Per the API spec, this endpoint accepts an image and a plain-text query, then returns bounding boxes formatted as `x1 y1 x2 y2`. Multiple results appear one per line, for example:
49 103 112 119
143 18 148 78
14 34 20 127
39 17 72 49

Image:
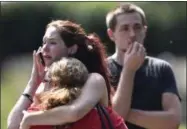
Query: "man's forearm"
7 79 38 129
112 68 135 119
127 109 180 129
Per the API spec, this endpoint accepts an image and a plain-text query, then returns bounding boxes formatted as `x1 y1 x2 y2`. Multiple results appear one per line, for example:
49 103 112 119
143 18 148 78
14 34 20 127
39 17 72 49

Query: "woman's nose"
42 43 49 52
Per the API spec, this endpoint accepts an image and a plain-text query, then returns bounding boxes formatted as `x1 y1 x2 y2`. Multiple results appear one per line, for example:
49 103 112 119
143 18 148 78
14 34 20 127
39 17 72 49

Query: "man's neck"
112 49 125 66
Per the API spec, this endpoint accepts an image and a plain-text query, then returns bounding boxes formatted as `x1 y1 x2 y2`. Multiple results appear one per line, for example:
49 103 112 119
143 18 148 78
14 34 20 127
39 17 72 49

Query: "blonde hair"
38 57 89 110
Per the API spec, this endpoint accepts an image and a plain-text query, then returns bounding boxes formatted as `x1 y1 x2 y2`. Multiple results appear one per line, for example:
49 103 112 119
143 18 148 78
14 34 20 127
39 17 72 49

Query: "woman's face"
41 26 68 67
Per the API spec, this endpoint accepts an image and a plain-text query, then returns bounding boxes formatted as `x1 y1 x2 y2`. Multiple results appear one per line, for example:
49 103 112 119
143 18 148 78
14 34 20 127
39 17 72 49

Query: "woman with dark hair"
8 20 127 129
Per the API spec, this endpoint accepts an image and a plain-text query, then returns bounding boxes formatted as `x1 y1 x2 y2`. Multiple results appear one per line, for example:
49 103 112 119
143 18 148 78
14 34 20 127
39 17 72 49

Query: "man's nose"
129 29 136 42
129 29 136 38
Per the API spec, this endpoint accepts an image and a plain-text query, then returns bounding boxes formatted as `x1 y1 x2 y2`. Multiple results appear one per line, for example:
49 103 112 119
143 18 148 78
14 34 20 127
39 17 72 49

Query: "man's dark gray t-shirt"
107 56 180 129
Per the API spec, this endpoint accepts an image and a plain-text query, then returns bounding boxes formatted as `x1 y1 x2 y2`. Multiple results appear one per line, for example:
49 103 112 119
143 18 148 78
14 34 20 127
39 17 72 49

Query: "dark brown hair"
46 20 112 105
106 3 147 31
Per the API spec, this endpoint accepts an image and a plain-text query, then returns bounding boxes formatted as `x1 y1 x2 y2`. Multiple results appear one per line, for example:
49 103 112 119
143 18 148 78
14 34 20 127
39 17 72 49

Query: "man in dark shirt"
106 3 181 129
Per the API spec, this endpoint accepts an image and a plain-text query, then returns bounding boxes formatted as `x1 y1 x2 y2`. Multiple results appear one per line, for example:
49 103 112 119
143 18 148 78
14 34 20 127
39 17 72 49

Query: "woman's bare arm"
21 73 107 126
7 50 45 129
7 78 39 129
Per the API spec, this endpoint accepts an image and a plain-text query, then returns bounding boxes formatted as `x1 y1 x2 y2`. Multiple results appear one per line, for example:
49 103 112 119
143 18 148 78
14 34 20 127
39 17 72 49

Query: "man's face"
42 26 68 67
110 12 147 52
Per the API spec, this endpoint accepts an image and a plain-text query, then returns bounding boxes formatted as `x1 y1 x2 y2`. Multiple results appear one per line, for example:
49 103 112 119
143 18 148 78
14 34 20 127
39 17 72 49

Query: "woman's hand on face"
31 47 46 85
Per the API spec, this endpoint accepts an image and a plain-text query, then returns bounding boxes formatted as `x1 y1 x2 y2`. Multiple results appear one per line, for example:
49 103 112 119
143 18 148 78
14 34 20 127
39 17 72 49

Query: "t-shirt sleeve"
160 62 181 101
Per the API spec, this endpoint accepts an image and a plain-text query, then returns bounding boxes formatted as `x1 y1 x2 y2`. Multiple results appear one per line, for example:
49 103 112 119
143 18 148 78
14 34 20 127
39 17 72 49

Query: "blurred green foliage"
1 2 186 129
1 2 186 64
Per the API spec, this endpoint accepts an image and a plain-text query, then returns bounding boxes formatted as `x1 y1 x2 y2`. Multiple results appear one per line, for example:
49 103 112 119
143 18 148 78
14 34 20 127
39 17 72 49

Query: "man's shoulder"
143 56 173 76
106 56 121 86
106 56 113 63
106 55 122 75
146 56 171 68
106 55 117 67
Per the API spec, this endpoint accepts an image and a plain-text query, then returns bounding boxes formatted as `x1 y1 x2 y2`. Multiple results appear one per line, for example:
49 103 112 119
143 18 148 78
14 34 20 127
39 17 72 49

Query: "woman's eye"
43 79 49 83
42 42 46 45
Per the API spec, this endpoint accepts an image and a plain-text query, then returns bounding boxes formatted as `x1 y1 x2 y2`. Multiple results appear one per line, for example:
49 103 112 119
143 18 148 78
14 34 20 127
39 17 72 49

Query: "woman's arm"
20 73 107 126
7 78 39 129
7 50 45 129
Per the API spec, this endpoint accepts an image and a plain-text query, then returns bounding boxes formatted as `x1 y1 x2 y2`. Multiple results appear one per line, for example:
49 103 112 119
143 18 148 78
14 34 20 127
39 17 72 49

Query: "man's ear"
107 28 115 42
142 25 148 40
144 25 148 33
68 44 78 55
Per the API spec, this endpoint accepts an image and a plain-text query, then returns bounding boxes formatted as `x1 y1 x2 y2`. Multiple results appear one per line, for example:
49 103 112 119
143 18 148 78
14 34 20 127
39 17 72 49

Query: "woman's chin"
45 61 53 67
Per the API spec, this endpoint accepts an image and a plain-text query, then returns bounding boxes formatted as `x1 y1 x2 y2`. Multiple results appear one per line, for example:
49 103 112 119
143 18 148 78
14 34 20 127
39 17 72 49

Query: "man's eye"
124 27 129 31
120 27 129 31
134 25 142 30
50 42 57 45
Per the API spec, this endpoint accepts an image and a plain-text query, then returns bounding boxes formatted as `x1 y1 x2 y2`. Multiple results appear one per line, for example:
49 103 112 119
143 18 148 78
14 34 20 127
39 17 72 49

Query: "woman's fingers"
35 47 42 66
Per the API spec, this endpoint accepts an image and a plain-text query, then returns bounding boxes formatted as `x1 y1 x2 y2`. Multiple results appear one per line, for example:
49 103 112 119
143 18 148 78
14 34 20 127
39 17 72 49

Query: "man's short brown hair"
106 3 147 31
